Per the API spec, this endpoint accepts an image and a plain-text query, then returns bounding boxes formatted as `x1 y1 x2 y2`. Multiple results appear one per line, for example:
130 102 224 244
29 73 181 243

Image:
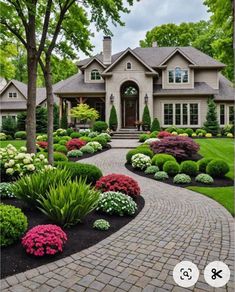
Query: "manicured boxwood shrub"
152 154 176 170
163 161 180 177
206 159 230 178
126 148 153 164
79 136 93 143
67 150 83 158
149 131 159 138
131 153 152 170
144 165 159 174
184 128 194 137
70 132 81 138
22 225 67 256
95 174 140 198
196 129 206 136
80 145 95 154
57 162 103 185
92 136 107 147
55 145 68 154
14 131 26 139
93 121 108 132
58 139 67 145
96 191 137 216
180 160 198 176
0 204 28 247
44 152 68 162
0 183 15 198
154 171 169 181
197 158 213 173
150 136 200 160
139 134 149 142
195 174 214 184
173 174 191 184
98 133 111 142
66 138 86 151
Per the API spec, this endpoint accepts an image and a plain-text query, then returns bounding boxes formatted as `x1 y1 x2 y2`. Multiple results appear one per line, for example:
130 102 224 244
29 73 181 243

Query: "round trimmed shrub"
93 121 108 132
87 141 102 152
163 161 180 177
58 139 67 145
61 136 72 142
66 138 86 151
149 131 159 138
180 160 198 176
14 131 26 139
126 148 153 164
53 152 68 162
79 136 92 143
152 154 176 170
0 132 7 140
139 134 149 142
98 133 111 142
92 136 107 147
67 150 83 158
93 219 110 230
80 145 95 154
0 204 28 247
70 132 81 138
96 191 137 216
176 128 185 134
95 174 140 198
0 183 15 198
154 171 169 181
55 145 68 154
206 159 229 178
144 165 159 174
196 129 206 135
197 158 213 173
173 174 191 184
131 153 152 170
205 133 212 138
22 224 67 256
184 128 194 137
195 173 214 184
57 161 103 184
53 136 60 143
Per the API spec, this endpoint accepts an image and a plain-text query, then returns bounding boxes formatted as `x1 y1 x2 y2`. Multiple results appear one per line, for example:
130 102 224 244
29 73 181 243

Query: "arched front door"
121 81 139 128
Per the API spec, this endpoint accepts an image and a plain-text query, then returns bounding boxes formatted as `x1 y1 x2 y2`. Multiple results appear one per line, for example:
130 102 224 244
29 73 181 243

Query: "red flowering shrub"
36 141 48 149
95 174 140 198
150 136 200 160
157 131 172 139
22 224 67 257
66 138 86 151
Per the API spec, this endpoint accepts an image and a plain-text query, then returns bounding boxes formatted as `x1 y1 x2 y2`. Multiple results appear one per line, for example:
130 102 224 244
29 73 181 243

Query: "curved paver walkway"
1 140 234 292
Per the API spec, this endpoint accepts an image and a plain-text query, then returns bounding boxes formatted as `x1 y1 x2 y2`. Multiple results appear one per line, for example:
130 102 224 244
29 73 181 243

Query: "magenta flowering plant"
22 224 67 257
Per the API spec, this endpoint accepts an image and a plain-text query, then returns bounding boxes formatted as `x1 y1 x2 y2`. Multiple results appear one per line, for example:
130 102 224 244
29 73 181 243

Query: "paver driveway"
1 140 234 292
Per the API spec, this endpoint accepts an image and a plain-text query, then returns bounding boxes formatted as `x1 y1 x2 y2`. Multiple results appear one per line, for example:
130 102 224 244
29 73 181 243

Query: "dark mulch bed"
125 163 234 188
1 196 144 279
68 144 111 162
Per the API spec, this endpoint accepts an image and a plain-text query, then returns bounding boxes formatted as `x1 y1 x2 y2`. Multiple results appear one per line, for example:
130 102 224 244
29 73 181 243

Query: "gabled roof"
159 48 196 66
102 48 157 74
81 56 107 69
214 74 234 101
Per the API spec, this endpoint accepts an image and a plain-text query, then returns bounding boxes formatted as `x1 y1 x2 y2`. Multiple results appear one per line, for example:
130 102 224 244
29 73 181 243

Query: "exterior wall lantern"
144 94 148 104
110 94 114 103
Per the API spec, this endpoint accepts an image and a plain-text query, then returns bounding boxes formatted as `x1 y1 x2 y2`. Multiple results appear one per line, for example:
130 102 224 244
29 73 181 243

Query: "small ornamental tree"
109 105 118 130
70 104 99 126
1 116 16 137
151 118 160 132
61 113 68 129
142 105 151 130
204 98 219 135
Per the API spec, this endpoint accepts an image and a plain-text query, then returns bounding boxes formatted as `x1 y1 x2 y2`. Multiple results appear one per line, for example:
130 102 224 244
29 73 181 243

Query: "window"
8 92 17 98
164 104 173 125
90 69 101 80
229 106 234 124
168 68 189 83
220 104 225 125
126 62 132 70
163 103 199 126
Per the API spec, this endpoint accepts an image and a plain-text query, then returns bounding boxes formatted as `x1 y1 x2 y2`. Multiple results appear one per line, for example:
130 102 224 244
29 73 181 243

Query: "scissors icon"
211 268 222 280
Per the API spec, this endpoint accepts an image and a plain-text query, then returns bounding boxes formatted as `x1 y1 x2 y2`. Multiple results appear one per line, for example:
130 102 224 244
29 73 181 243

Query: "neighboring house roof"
77 46 225 68
54 73 105 95
153 82 217 96
214 74 234 101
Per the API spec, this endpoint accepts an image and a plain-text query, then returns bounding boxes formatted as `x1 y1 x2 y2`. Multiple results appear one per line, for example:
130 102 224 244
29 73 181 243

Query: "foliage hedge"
14 131 27 139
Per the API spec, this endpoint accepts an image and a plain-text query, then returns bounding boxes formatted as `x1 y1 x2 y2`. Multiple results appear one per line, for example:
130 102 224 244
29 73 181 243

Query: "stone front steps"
112 129 144 139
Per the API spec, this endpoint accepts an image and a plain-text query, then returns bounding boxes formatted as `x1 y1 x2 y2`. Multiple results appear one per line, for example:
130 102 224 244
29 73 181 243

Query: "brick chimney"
103 36 112 65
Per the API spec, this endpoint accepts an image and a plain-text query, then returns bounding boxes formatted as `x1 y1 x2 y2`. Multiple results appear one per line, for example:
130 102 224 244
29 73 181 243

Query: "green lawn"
187 138 234 216
0 140 26 149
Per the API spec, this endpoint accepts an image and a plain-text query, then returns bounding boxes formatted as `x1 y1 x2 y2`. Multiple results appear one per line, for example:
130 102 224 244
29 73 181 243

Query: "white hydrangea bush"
131 153 152 170
86 141 102 152
0 144 51 177
144 138 160 145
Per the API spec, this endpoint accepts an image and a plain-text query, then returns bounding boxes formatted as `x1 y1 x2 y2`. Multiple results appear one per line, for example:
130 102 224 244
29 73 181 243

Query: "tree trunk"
26 51 37 153
44 58 54 165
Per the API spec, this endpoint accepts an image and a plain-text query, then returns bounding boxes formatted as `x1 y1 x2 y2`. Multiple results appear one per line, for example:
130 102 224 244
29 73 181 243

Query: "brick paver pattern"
1 140 234 291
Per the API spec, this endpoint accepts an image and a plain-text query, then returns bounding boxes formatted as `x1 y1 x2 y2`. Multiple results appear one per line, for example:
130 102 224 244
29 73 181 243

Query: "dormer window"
126 62 132 70
91 69 101 80
8 92 17 98
168 67 189 83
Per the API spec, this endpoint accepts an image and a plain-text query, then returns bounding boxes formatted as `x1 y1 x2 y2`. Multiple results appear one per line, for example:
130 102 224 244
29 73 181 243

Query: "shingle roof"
153 82 217 96
78 46 225 68
54 73 105 94
214 74 234 101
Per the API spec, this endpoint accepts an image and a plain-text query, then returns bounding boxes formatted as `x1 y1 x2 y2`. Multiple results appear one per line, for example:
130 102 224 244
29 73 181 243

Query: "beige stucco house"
55 37 234 130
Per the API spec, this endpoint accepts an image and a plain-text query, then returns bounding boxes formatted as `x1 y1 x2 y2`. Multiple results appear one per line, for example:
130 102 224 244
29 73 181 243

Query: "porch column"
59 97 63 122
67 101 72 123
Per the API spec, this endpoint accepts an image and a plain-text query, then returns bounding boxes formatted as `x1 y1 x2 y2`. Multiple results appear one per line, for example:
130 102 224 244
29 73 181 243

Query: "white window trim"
161 101 200 127
90 69 101 81
126 61 132 70
228 105 234 124
218 104 225 126
167 67 190 84
8 92 18 98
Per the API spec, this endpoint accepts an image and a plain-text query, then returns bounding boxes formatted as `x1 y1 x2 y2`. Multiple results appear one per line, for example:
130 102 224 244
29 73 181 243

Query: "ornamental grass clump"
96 191 137 216
93 219 110 230
150 136 200 160
195 174 214 184
38 179 100 227
0 204 28 247
86 141 102 152
131 153 151 170
173 174 191 184
154 171 169 181
144 165 159 174
22 225 67 257
95 174 140 198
